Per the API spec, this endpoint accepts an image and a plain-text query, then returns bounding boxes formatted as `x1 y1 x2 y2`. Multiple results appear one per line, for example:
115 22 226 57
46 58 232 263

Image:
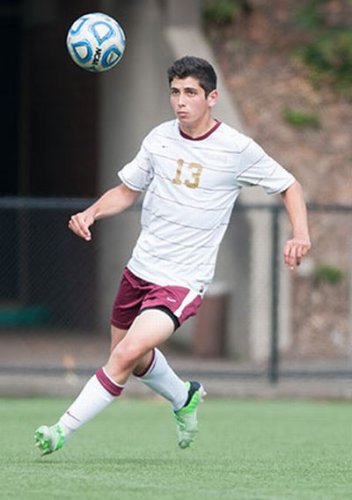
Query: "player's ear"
207 89 218 108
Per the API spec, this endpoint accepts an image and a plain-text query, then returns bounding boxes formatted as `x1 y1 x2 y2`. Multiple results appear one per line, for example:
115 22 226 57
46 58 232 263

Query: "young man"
35 56 311 455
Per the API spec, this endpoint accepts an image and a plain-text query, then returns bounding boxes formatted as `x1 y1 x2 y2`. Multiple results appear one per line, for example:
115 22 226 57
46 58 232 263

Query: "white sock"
58 368 124 439
135 348 187 411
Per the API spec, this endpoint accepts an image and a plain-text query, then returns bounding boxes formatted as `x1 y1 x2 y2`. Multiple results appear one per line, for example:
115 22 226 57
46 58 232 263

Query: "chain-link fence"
0 197 351 384
0 198 99 331
268 203 352 382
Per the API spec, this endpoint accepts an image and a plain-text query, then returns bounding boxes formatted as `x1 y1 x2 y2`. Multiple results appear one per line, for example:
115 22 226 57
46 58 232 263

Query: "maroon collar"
179 119 221 141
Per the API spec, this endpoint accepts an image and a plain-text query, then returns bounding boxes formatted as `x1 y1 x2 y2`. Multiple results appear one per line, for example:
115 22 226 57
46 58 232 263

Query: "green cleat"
34 424 65 456
174 381 206 449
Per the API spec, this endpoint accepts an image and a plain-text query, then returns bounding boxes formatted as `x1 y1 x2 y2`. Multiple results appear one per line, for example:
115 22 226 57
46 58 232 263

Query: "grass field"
1 397 351 500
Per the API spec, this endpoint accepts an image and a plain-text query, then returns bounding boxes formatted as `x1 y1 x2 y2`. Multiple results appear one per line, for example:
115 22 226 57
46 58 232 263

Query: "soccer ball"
66 12 126 72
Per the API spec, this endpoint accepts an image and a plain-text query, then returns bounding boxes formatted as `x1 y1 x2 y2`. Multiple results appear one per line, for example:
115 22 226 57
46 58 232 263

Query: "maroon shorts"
111 267 203 330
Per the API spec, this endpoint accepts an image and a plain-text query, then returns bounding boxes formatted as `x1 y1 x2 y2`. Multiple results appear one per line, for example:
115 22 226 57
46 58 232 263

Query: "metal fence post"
269 206 280 384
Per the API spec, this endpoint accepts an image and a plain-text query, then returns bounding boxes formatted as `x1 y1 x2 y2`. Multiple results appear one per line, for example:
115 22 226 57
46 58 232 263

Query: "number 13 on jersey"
172 159 203 189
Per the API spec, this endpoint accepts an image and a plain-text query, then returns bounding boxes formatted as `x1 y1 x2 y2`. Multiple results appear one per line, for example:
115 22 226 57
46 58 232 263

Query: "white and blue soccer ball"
66 12 126 72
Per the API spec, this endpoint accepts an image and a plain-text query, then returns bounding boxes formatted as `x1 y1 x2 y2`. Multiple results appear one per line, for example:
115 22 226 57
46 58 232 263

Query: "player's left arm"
68 183 140 241
280 180 311 270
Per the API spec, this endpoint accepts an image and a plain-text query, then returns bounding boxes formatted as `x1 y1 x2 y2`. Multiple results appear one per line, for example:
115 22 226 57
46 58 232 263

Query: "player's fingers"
294 245 303 266
68 214 92 241
285 239 312 270
284 242 294 269
294 242 311 266
284 241 301 270
301 241 311 257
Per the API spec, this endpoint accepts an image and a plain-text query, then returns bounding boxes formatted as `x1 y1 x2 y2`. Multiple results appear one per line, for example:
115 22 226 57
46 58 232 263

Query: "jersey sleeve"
236 139 295 194
118 139 154 192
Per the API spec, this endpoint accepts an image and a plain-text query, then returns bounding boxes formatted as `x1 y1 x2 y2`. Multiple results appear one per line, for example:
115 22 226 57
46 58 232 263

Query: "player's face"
169 76 217 130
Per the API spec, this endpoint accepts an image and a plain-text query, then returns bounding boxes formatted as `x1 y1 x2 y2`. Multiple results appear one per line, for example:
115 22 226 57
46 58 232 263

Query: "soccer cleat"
174 381 206 449
34 424 65 456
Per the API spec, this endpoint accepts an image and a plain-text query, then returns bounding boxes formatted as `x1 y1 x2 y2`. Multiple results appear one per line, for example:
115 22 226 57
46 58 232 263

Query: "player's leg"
104 309 175 384
134 346 206 449
34 365 125 455
131 285 202 398
110 325 127 352
111 324 154 376
110 322 184 403
109 268 204 418
110 322 205 449
109 309 206 448
35 327 129 455
110 324 199 422
134 347 188 409
109 320 188 410
132 287 205 448
34 309 175 456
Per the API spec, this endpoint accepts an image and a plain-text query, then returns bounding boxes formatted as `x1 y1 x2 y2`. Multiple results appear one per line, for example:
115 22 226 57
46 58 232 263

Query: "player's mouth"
177 111 188 118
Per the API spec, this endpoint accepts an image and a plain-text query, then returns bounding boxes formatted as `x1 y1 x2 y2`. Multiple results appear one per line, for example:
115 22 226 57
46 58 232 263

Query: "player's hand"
68 211 95 241
284 237 311 271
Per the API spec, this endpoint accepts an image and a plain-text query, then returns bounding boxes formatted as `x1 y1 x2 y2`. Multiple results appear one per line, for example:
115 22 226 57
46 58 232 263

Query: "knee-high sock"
134 348 187 411
58 367 124 439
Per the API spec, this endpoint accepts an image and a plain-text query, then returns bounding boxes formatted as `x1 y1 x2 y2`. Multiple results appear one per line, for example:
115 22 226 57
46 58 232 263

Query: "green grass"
1 397 352 499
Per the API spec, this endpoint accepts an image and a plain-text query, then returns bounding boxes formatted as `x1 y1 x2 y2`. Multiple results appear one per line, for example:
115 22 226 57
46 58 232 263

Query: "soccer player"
35 56 311 455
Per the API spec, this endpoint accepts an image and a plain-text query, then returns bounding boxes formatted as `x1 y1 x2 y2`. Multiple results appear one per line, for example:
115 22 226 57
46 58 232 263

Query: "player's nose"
177 94 186 107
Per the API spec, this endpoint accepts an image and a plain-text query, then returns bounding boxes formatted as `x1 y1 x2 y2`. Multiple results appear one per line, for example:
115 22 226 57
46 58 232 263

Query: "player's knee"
109 342 143 371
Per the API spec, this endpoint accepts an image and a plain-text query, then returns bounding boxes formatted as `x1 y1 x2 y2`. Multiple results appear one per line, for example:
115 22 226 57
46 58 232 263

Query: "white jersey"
118 119 295 295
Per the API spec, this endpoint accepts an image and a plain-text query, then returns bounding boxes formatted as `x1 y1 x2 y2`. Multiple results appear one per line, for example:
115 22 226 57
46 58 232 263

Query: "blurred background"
1 0 351 397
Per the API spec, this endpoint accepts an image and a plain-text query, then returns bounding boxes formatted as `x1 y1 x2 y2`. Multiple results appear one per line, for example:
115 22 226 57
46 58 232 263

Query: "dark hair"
167 56 217 96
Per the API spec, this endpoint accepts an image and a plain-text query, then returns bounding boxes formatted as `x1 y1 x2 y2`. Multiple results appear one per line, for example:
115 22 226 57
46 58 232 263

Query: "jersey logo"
166 297 177 303
172 159 203 189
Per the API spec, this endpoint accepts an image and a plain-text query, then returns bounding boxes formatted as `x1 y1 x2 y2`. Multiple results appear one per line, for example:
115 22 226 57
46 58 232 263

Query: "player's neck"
179 117 217 140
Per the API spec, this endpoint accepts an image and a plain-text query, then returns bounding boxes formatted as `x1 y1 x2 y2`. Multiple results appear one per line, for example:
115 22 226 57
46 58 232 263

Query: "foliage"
283 107 320 128
300 30 352 89
295 1 352 93
203 0 244 24
295 0 326 30
314 263 344 284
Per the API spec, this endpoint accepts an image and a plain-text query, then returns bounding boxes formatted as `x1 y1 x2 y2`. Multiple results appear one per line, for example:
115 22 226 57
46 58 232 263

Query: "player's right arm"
68 182 141 241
